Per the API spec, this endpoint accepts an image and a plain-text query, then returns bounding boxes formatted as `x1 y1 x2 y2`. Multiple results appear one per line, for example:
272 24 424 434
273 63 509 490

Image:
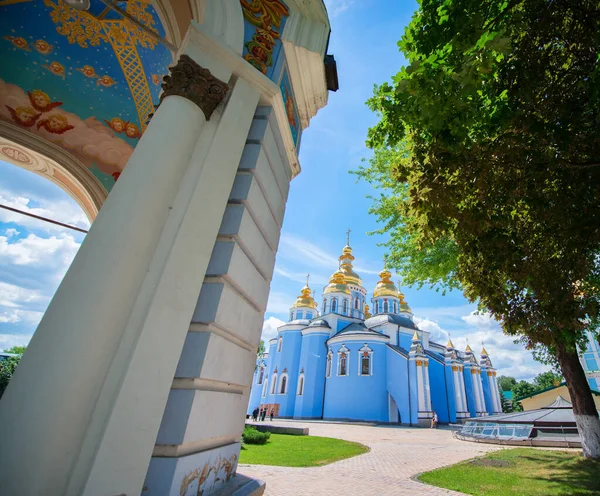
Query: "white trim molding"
358 343 373 376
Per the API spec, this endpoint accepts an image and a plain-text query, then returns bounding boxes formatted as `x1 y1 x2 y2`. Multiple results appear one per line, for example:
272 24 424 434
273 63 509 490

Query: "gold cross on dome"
306 273 310 287
346 228 351 246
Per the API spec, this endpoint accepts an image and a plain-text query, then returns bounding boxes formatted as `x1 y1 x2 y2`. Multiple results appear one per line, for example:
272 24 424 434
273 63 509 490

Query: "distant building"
517 383 600 411
248 243 503 425
580 330 600 390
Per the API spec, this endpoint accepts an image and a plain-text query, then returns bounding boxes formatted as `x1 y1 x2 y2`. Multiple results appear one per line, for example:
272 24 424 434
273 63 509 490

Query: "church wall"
267 329 303 417
399 330 414 350
323 341 388 422
463 367 478 417
443 365 458 423
294 331 329 418
481 370 495 414
386 346 411 424
427 357 451 424
247 361 266 415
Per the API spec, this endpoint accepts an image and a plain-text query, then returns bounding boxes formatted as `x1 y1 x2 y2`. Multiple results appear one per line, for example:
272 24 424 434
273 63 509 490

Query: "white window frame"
337 344 349 377
332 298 338 313
277 336 283 352
257 366 265 385
322 299 327 313
383 299 389 313
358 343 374 376
342 299 348 315
270 373 278 395
278 373 289 394
297 373 305 395
326 349 333 378
355 297 359 309
262 376 268 397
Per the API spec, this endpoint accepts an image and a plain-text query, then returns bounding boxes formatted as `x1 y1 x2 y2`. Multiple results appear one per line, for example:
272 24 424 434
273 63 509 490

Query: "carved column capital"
160 55 229 120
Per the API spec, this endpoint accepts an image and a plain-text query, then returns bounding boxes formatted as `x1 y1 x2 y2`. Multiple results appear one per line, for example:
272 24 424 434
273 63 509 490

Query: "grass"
239 433 369 467
419 448 600 496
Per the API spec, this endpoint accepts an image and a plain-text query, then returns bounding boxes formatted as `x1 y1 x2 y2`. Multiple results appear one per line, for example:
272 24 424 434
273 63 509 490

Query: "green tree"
257 340 266 360
533 370 564 391
497 375 517 392
0 346 26 399
359 0 600 457
512 380 538 401
499 386 513 413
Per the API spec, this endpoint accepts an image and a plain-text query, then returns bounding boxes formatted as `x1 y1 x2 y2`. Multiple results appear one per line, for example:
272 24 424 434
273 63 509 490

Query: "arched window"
296 310 303 320
277 336 283 352
257 367 264 385
323 300 327 313
383 300 389 313
279 374 288 394
359 344 373 376
289 311 293 321
297 374 305 395
262 376 268 397
326 349 333 377
355 297 359 309
338 345 349 376
270 373 278 394
342 299 348 314
332 298 337 313
393 301 397 314
306 312 313 319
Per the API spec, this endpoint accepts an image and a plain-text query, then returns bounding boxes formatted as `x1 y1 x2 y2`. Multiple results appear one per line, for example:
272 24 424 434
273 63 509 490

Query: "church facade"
248 244 503 425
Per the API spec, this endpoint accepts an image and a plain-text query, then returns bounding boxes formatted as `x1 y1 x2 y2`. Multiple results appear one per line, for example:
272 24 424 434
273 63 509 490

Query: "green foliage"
419 448 600 496
0 346 26 400
239 433 369 467
358 0 600 368
242 426 270 445
499 386 513 413
497 375 517 392
257 340 266 360
533 370 564 390
512 380 538 402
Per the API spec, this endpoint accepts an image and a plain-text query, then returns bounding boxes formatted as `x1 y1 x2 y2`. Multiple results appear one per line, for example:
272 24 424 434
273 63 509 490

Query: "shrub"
242 426 270 445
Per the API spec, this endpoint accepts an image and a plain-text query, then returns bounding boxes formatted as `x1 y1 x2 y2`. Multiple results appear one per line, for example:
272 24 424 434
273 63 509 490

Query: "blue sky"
0 0 549 380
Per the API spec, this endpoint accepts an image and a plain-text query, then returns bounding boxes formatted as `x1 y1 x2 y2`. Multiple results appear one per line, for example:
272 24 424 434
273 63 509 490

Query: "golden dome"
364 304 372 319
324 270 350 294
373 269 398 298
291 285 315 309
398 290 412 314
339 245 362 286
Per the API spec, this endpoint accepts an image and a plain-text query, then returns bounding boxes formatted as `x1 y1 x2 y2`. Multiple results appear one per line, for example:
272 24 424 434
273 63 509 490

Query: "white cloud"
324 0 355 16
0 189 89 232
0 333 32 350
0 232 81 273
414 316 448 342
461 310 499 329
261 316 285 343
0 281 44 309
4 228 19 237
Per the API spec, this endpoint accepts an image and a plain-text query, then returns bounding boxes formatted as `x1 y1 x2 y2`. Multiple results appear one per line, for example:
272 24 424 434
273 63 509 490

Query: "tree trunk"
556 342 600 458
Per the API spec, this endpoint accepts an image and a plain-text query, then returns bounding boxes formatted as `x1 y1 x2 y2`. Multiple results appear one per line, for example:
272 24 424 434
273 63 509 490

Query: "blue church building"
248 244 503 425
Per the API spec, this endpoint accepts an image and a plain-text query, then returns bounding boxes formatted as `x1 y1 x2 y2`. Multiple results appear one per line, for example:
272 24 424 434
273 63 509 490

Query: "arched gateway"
0 1 337 495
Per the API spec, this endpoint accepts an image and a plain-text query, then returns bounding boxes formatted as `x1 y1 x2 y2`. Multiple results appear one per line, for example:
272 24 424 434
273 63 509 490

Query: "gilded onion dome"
398 290 412 314
291 284 316 309
373 269 398 298
339 245 362 286
324 269 350 294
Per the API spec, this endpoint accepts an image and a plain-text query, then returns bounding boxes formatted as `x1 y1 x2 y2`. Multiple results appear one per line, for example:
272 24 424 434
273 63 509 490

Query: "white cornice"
328 333 389 345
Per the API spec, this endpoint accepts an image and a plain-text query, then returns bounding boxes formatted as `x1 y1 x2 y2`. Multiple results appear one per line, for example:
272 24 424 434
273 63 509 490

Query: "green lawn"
419 448 600 496
239 433 369 467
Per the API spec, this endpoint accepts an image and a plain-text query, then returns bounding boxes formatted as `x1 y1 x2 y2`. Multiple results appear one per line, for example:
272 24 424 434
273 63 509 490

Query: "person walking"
261 408 267 422
252 408 258 422
431 411 438 429
269 409 274 421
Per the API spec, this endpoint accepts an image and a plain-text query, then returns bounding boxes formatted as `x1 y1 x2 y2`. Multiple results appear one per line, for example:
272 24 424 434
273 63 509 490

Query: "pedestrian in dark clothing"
252 408 258 421
261 408 266 421
269 409 274 421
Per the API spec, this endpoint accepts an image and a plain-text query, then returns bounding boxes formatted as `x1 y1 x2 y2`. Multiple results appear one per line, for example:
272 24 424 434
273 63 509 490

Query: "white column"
416 362 425 411
0 90 207 496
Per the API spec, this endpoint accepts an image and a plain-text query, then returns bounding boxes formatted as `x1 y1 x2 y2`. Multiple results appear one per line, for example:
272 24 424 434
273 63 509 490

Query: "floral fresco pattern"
280 65 299 147
179 453 238 496
240 0 289 78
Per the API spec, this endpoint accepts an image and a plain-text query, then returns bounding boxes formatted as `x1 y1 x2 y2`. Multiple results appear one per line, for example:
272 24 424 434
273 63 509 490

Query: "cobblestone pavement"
238 420 500 496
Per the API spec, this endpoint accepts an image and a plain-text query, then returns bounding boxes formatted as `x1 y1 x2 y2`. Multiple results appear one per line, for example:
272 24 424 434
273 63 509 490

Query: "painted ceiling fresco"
0 0 173 192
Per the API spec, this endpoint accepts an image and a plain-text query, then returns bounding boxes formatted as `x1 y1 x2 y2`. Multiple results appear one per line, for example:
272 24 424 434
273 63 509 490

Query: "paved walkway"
238 420 500 496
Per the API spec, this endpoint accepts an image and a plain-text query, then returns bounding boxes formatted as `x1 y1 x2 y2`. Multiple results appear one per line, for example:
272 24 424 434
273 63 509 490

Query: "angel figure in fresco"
27 90 63 113
77 65 100 79
5 105 41 128
151 74 160 85
283 85 297 128
42 61 66 79
125 122 141 139
104 117 127 134
34 39 54 55
37 114 74 134
3 36 31 51
97 75 117 88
